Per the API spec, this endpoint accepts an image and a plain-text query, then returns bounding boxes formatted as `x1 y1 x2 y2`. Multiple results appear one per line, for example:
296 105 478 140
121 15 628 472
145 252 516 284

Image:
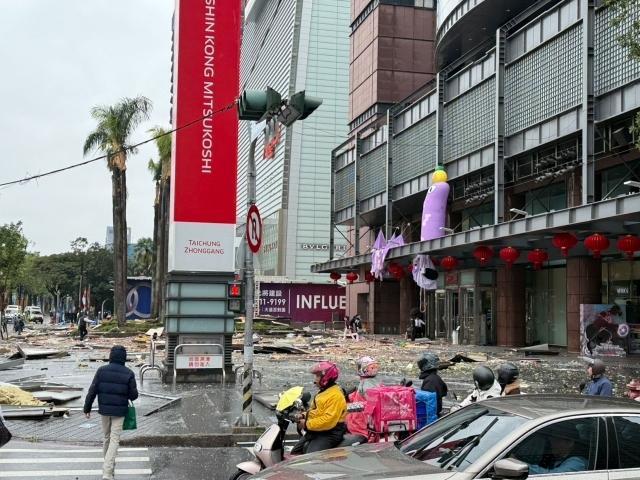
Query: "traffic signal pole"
241 131 259 428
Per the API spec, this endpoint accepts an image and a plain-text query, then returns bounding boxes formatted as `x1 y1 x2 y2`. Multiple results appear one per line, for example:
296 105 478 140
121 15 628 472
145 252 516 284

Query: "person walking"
78 313 88 341
410 308 426 341
83 345 138 480
582 359 613 397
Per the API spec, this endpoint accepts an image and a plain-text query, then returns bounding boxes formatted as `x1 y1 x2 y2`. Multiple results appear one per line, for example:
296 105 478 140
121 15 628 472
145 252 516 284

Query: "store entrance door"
445 289 459 342
435 291 447 339
460 288 476 345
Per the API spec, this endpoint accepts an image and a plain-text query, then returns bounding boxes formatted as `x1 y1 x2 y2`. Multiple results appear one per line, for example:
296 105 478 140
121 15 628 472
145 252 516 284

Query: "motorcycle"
230 386 365 479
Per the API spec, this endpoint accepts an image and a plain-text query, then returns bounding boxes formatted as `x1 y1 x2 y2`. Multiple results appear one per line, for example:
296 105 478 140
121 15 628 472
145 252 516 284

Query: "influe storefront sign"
168 0 241 272
259 283 346 323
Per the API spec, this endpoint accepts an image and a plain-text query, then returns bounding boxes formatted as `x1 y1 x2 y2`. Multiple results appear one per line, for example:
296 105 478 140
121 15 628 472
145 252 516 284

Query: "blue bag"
415 390 438 430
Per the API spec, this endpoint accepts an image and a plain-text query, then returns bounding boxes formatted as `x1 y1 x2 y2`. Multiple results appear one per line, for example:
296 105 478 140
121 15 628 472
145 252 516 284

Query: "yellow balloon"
432 168 448 183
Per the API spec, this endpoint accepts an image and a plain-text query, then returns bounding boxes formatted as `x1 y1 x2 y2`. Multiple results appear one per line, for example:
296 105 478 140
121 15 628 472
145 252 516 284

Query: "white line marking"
0 448 148 453
0 469 152 477
0 456 149 464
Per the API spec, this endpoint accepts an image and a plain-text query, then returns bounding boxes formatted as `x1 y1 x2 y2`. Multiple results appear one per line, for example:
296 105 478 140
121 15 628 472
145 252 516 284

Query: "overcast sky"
0 0 174 254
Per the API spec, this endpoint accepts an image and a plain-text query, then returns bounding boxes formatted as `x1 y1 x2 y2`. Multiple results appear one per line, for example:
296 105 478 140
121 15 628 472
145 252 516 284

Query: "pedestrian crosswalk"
0 446 152 478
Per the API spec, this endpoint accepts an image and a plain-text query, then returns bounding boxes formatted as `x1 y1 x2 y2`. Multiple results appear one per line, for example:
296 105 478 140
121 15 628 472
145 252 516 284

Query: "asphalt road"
0 440 253 480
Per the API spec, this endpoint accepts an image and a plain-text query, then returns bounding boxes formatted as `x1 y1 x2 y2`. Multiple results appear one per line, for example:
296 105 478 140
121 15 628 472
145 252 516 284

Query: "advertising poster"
258 283 346 323
580 303 628 357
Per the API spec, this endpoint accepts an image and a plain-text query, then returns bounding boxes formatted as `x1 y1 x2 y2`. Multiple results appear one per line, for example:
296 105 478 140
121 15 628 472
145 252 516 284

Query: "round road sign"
246 204 262 254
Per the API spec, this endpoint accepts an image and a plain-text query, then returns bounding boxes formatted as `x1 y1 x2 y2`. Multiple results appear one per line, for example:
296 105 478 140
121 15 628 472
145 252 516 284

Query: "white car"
24 306 44 324
250 395 640 480
4 305 21 323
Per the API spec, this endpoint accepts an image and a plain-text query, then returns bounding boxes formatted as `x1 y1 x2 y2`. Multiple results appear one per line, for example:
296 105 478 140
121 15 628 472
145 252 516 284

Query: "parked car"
3 305 21 323
24 306 44 324
251 395 640 480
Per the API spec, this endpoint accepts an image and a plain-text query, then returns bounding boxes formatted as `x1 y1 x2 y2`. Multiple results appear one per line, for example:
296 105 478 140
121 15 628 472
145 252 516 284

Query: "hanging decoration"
421 166 450 241
552 232 578 257
406 264 414 273
472 245 494 265
412 255 438 290
617 234 640 259
440 256 458 271
370 230 387 280
584 233 610 259
527 249 549 270
346 272 359 284
499 246 520 268
392 268 405 280
329 272 341 283
381 232 405 266
364 271 375 283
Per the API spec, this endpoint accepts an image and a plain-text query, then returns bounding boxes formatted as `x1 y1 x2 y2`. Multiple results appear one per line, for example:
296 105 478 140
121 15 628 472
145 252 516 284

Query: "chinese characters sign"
258 283 346 323
176 354 223 370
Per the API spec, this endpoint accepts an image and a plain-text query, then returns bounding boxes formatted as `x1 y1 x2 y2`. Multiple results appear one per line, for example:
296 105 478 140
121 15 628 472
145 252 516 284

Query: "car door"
477 417 608 480
607 414 640 480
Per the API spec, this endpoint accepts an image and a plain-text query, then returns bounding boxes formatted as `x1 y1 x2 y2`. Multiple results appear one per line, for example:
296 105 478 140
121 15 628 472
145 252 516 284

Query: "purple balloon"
421 182 450 241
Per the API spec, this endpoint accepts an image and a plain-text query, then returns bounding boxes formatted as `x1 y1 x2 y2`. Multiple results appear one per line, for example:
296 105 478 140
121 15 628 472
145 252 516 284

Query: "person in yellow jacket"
292 361 347 454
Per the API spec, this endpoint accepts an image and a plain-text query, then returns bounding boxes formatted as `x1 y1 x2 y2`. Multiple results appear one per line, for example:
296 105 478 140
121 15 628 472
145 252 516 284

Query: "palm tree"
147 127 171 319
132 238 155 276
83 96 152 326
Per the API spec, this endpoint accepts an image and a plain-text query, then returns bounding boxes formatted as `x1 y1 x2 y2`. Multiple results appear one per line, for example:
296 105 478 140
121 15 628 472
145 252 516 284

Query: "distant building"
105 226 132 249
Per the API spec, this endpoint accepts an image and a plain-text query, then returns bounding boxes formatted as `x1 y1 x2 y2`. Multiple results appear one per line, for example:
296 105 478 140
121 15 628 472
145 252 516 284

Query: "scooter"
230 386 308 480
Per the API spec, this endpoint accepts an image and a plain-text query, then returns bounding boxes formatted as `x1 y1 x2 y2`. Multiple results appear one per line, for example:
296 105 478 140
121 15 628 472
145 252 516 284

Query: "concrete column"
566 256 602 353
398 276 415 335
496 265 526 347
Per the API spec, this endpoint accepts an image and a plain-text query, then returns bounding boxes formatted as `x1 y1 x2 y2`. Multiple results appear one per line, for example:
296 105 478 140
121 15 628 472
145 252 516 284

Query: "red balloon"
584 233 610 259
440 256 458 271
552 232 578 257
617 234 640 260
346 272 359 284
527 249 549 270
499 246 520 268
473 246 494 265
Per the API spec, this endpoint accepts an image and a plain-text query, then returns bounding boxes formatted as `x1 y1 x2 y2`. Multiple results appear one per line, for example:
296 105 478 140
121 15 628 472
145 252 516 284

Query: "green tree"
605 0 640 145
83 96 152 326
0 222 29 310
147 127 171 319
131 237 154 277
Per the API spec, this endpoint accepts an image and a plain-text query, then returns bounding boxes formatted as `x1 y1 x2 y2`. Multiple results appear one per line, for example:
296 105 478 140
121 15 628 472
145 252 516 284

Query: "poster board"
580 304 628 357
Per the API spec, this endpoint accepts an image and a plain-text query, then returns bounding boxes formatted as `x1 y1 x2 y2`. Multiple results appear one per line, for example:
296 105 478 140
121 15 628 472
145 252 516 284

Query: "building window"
525 182 567 215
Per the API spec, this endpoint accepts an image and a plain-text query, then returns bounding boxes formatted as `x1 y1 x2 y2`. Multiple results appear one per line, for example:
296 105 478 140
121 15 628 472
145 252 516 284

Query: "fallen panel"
0 358 25 371
17 345 68 359
32 390 82 404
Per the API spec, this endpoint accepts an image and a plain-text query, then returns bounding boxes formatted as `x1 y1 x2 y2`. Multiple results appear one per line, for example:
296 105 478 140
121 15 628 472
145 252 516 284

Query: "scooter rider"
458 366 502 408
345 356 380 444
497 362 521 396
418 352 448 416
582 358 613 397
292 361 347 454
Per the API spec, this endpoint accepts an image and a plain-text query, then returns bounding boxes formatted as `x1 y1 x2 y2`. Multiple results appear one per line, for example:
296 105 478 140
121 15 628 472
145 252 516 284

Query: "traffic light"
227 282 244 313
237 87 282 121
278 90 323 127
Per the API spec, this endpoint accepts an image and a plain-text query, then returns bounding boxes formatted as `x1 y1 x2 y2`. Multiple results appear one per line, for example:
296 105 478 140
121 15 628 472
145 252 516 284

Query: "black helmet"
417 352 439 374
473 366 495 391
497 362 519 387
590 359 606 377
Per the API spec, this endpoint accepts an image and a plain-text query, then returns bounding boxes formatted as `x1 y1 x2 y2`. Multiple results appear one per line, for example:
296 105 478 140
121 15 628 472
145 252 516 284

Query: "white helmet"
356 356 379 378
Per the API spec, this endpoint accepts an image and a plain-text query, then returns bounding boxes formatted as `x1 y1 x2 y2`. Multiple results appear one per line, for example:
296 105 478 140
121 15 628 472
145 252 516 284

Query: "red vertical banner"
169 0 241 272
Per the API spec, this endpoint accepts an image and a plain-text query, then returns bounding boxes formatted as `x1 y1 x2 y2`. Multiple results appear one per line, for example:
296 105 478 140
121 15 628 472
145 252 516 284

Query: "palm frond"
82 130 109 156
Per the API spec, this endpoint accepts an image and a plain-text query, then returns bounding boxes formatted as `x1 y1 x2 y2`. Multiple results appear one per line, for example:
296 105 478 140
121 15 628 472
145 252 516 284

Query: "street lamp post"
236 88 322 428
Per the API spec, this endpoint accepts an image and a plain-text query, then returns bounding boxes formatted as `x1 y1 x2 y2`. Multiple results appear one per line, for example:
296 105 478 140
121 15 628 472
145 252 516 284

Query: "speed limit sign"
246 204 262 254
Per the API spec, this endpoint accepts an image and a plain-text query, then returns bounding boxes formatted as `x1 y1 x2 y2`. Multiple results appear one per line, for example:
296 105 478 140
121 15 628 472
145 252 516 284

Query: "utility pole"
236 87 322 428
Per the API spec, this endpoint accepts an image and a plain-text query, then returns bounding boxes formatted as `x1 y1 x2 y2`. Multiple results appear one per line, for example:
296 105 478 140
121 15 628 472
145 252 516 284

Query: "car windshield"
398 405 527 471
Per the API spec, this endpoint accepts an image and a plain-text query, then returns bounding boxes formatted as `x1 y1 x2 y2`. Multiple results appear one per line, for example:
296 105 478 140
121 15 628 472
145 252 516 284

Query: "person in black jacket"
418 352 448 416
84 345 138 480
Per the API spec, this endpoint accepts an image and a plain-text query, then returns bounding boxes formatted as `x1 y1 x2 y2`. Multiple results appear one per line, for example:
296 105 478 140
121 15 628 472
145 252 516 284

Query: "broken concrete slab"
17 345 68 360
32 390 81 404
0 358 25 371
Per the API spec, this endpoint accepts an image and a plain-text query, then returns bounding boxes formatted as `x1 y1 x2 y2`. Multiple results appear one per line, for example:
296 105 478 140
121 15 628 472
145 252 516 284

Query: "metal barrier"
172 343 225 393
140 340 161 386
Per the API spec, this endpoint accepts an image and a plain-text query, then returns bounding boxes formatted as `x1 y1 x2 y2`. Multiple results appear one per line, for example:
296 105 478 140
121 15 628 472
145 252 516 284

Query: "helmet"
497 363 519 387
417 352 440 373
311 361 340 388
473 366 495 391
590 359 606 377
356 356 379 378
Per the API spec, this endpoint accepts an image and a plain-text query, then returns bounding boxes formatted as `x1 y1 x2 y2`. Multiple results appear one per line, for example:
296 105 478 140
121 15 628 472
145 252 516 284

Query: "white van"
24 306 44 324
4 305 21 323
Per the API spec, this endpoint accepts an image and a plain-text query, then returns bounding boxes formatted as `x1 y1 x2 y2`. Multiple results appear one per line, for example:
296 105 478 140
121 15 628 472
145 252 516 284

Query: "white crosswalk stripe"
0 447 152 478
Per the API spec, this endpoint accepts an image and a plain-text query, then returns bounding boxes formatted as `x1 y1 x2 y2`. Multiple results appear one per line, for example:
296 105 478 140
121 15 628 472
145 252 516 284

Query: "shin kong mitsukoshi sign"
168 0 241 272
259 283 346 323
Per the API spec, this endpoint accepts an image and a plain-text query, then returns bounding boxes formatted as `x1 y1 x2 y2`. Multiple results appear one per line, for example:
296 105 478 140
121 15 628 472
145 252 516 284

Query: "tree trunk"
157 179 171 321
151 182 160 319
112 167 128 327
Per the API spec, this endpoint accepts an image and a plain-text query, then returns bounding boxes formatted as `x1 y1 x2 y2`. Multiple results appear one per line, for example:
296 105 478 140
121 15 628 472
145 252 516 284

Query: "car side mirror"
492 459 529 479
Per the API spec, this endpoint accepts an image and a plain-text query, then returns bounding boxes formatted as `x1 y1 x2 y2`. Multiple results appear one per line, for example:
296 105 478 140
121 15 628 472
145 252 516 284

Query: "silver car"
251 395 640 480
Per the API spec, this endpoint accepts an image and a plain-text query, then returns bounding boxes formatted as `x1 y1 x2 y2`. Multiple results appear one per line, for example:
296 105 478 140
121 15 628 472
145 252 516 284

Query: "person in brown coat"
498 362 521 396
